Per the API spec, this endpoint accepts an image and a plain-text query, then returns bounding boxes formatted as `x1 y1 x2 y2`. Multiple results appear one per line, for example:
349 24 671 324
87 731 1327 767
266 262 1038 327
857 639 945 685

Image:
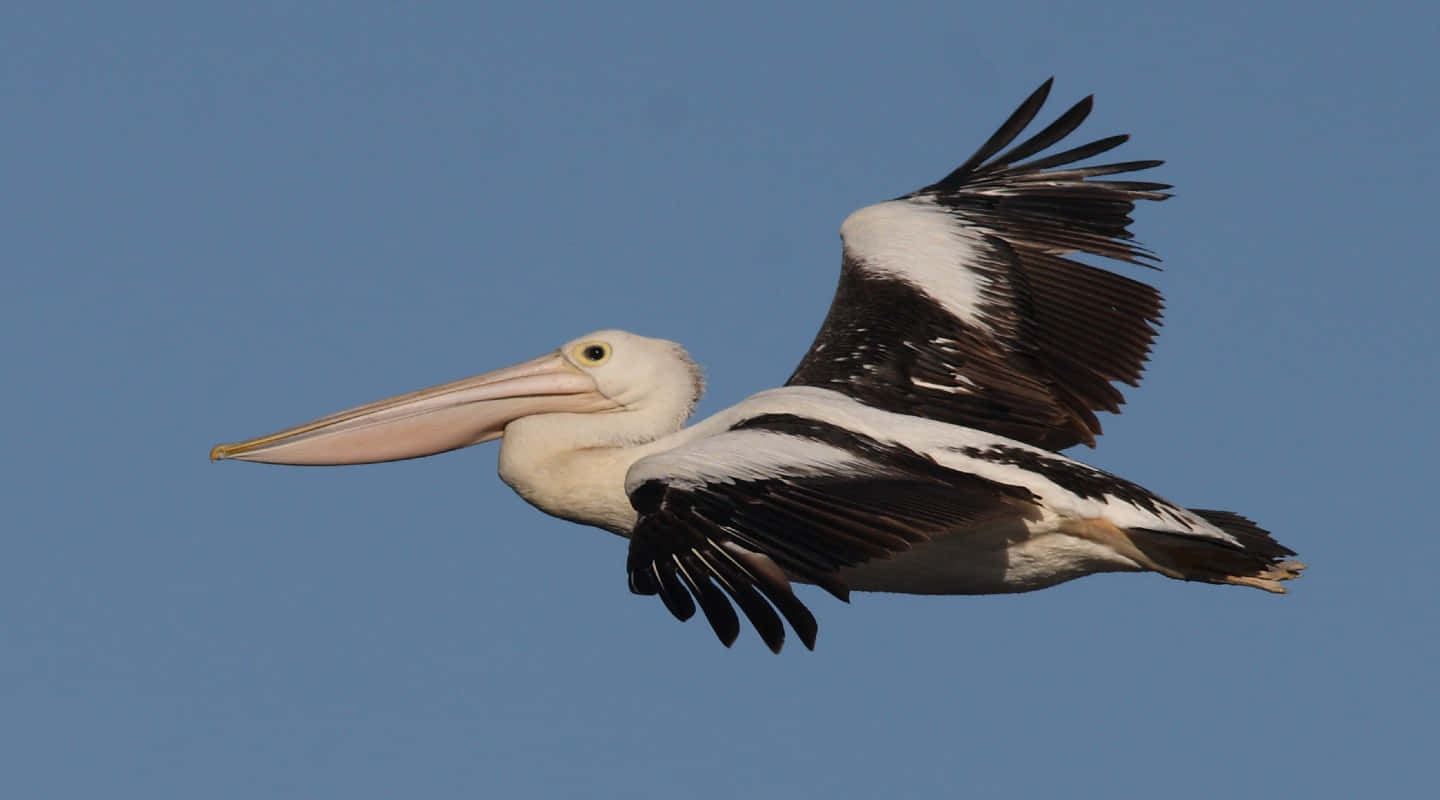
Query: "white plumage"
840 198 989 325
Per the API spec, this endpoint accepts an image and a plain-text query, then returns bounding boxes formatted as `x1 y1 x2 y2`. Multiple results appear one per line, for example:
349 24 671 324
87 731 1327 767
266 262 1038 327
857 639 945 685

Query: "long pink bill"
210 353 617 465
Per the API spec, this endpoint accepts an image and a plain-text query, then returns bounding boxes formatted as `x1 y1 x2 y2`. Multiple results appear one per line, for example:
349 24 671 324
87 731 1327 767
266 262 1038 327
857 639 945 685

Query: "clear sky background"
5 2 1437 797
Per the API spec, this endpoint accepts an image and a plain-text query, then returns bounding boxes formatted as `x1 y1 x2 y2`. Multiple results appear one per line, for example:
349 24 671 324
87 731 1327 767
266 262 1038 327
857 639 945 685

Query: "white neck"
496 408 697 536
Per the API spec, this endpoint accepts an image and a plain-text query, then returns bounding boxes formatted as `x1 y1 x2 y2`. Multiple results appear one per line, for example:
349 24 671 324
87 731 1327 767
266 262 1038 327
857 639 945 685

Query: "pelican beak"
210 352 617 465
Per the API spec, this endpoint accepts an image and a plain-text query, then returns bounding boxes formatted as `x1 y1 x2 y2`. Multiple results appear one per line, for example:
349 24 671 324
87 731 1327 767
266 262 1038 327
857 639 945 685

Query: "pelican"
212 80 1303 652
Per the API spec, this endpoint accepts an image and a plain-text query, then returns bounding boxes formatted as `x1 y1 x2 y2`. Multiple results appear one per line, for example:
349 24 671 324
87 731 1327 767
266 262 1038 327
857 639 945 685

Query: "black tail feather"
1128 511 1304 593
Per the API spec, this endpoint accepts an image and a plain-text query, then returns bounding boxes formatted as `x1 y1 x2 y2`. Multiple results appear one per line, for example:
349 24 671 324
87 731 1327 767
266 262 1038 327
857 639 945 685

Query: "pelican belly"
837 517 1144 595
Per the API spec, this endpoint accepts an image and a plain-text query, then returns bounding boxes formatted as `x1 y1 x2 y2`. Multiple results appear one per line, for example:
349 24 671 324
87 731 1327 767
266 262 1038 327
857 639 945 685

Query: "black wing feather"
987 94 1093 168
671 552 742 647
692 548 788 653
625 415 1034 651
787 79 1170 451
943 77 1053 180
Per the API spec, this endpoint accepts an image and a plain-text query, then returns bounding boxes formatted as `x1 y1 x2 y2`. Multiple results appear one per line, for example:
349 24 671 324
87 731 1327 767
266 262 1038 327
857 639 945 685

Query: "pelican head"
210 329 704 466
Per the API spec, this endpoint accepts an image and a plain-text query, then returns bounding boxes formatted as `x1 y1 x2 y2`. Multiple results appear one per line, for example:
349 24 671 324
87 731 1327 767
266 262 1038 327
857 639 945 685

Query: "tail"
1126 509 1305 593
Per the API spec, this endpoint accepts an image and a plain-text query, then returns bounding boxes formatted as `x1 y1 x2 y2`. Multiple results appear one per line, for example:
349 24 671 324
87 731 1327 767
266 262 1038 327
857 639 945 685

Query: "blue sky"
5 2 1437 797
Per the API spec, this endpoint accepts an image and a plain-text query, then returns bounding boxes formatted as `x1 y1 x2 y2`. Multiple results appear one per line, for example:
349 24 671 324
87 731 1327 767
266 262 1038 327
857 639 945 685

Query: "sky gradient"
5 2 1437 797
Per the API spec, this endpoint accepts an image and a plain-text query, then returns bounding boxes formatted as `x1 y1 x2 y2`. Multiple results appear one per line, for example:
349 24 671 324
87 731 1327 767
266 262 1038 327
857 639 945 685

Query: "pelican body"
213 80 1303 652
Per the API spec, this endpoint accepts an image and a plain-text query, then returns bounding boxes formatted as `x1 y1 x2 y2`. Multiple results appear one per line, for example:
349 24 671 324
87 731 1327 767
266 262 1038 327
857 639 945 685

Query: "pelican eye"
576 342 611 365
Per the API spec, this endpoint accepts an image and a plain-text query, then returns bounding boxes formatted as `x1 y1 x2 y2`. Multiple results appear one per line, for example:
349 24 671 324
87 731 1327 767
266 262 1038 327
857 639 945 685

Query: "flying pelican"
212 80 1304 652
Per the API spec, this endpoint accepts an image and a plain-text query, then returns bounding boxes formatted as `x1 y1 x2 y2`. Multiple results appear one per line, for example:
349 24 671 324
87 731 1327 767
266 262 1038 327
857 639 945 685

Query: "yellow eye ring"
575 342 611 366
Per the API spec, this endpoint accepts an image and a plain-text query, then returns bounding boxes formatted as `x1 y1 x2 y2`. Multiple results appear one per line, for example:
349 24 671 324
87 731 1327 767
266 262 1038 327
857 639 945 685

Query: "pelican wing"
787 78 1170 450
623 412 1033 652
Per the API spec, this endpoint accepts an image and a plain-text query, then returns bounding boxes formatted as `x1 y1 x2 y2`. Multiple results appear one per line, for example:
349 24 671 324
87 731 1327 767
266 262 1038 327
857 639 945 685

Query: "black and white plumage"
212 80 1303 653
620 388 1297 652
790 80 1168 450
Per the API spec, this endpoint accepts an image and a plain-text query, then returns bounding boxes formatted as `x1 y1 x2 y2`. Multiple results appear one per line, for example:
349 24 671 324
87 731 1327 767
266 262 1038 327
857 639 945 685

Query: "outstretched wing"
787 78 1170 451
623 413 1033 652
